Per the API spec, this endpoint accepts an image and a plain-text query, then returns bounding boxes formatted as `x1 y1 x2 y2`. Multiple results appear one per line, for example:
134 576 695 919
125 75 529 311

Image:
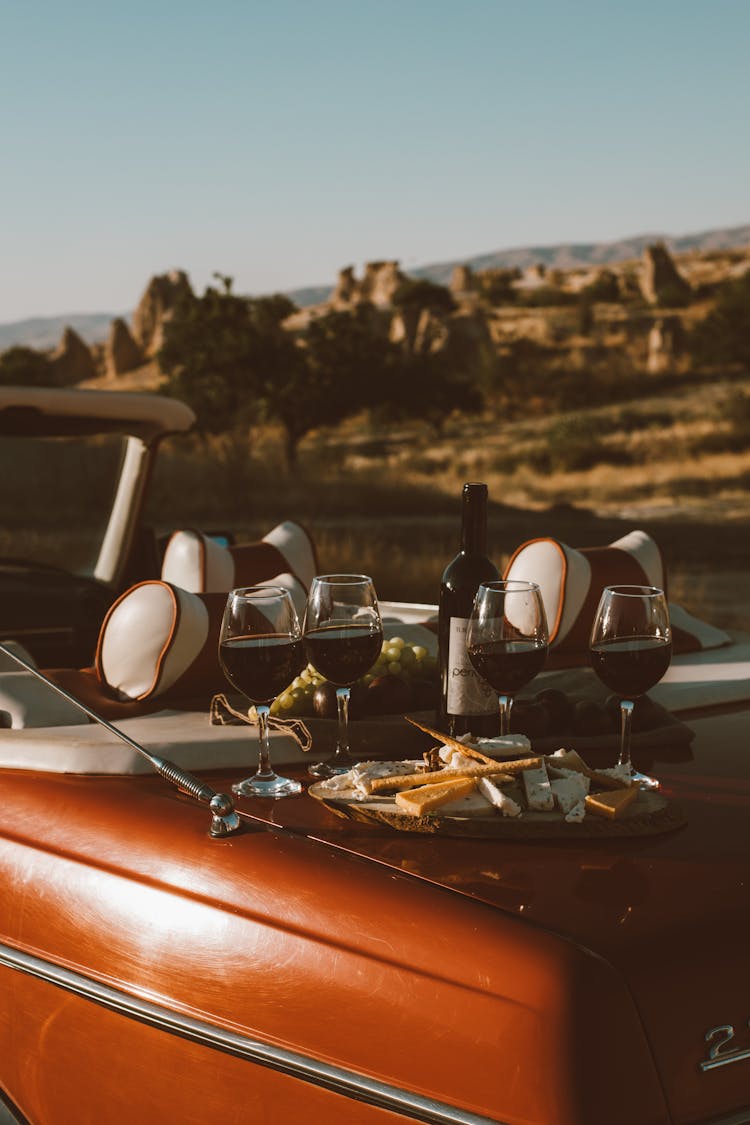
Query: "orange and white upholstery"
504 530 663 655
160 520 318 618
504 529 727 663
94 582 229 703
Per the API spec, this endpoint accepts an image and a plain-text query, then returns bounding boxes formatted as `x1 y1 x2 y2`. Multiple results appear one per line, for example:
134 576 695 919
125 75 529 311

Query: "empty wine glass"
466 580 549 736
218 585 305 798
589 585 672 791
304 574 383 778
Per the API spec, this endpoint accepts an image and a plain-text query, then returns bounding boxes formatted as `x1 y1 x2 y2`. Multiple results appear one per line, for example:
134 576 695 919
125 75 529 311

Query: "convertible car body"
0 387 749 1124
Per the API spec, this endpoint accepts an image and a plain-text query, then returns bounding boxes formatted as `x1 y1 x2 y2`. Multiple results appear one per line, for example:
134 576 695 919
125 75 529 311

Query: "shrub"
690 270 750 369
516 286 578 308
391 279 456 314
534 414 633 473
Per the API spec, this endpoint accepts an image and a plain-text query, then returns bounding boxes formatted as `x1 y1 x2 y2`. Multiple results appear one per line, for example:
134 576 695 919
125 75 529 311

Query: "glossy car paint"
0 769 668 1125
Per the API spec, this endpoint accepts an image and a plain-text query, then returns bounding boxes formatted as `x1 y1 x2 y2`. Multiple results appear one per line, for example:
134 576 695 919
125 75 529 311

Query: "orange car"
0 388 748 1124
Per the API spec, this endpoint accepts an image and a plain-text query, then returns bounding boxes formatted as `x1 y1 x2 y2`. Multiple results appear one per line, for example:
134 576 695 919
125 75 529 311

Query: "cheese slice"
585 787 639 820
395 777 476 816
521 761 554 811
546 749 633 791
565 800 587 823
477 777 522 817
550 773 590 815
437 789 497 817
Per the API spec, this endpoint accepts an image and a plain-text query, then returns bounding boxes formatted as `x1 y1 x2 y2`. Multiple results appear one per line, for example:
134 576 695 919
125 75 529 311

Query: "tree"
269 305 399 468
158 277 299 438
159 278 399 470
374 343 485 436
0 346 58 386
391 278 457 315
690 270 750 370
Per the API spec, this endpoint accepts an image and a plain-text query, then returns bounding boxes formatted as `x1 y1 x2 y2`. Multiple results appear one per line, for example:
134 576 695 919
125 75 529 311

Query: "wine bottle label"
446 616 496 715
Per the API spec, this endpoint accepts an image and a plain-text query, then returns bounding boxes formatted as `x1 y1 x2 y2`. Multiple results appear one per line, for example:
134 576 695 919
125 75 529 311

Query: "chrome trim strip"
701 1047 750 1072
0 942 503 1125
700 1111 750 1125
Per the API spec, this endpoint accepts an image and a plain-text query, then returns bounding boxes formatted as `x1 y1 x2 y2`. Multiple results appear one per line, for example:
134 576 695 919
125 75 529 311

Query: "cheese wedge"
477 777 523 817
545 750 633 791
395 777 476 816
521 761 554 811
585 787 639 819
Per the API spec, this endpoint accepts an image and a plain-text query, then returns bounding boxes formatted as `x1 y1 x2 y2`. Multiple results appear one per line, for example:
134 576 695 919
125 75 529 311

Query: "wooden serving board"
308 783 686 840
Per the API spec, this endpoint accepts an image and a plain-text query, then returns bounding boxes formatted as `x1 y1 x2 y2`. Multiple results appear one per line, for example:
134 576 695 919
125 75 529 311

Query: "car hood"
1 705 747 1124
260 706 750 1125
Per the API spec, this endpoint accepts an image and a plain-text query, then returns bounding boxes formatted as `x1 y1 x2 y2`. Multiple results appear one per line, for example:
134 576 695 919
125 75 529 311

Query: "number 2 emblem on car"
701 1024 750 1071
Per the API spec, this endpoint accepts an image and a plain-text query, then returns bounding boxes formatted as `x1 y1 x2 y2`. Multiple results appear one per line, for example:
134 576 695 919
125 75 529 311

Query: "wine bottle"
438 482 500 737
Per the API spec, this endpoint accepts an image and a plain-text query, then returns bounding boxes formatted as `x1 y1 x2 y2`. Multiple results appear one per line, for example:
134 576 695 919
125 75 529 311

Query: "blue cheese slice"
521 761 554 811
565 800 587 823
550 773 590 815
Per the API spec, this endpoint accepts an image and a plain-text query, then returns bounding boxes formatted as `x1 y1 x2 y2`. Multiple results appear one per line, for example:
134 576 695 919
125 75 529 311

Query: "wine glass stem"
618 698 634 770
256 704 275 779
498 695 512 737
332 686 353 767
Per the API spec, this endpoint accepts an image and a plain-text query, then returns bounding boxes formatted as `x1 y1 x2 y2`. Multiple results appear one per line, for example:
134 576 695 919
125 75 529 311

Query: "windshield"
0 433 127 575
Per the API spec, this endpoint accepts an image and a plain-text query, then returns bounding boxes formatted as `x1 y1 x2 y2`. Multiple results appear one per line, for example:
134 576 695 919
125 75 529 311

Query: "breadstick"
367 758 539 795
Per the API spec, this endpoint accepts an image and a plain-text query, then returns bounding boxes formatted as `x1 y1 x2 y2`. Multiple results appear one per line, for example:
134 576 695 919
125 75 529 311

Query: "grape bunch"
271 637 438 719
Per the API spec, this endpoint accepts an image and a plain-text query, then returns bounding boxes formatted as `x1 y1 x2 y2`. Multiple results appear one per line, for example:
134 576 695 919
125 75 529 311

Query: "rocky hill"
409 222 750 286
2 223 748 351
286 222 750 305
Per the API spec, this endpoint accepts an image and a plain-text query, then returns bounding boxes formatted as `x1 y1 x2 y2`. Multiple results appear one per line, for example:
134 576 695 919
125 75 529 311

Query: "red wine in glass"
220 635 305 704
218 586 305 799
467 638 549 697
303 623 382 686
590 636 672 699
589 586 672 791
466 581 549 736
303 575 383 778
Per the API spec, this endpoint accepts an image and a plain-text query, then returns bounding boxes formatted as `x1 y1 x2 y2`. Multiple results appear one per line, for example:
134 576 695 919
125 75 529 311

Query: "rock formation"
647 316 685 374
450 265 475 295
105 317 143 377
640 243 691 305
330 261 407 309
132 269 193 356
51 326 97 384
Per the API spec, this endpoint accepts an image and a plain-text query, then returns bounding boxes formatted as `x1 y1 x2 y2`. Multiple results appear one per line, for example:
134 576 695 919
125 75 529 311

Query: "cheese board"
307 780 686 839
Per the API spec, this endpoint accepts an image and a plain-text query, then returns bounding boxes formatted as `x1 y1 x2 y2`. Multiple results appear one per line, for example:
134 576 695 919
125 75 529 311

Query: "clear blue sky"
0 0 748 321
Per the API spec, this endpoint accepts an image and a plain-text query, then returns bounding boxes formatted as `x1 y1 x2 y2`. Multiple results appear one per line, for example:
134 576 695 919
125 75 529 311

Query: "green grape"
275 640 438 716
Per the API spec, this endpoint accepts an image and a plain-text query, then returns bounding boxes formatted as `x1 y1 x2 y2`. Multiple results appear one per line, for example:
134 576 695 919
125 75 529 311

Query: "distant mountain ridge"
408 222 750 286
1 222 748 350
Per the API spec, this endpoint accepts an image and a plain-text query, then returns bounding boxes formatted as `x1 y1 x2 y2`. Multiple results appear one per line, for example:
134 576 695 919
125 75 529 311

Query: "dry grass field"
146 368 750 633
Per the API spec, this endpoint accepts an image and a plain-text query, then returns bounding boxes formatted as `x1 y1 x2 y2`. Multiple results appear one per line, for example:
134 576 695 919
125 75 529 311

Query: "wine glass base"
631 769 660 791
232 774 302 798
308 759 353 779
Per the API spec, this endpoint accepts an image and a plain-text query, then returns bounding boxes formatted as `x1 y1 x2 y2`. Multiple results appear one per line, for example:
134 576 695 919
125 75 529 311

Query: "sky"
0 0 748 322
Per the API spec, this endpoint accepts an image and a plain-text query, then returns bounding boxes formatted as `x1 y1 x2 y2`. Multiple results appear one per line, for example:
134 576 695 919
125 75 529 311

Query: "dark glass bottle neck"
460 483 488 555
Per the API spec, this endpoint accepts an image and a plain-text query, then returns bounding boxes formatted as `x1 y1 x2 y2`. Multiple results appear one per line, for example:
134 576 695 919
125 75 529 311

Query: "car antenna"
0 642 242 838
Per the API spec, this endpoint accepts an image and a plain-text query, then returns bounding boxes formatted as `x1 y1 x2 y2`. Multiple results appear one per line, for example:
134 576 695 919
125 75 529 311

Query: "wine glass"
589 585 672 791
466 580 549 736
218 585 305 798
303 574 383 779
